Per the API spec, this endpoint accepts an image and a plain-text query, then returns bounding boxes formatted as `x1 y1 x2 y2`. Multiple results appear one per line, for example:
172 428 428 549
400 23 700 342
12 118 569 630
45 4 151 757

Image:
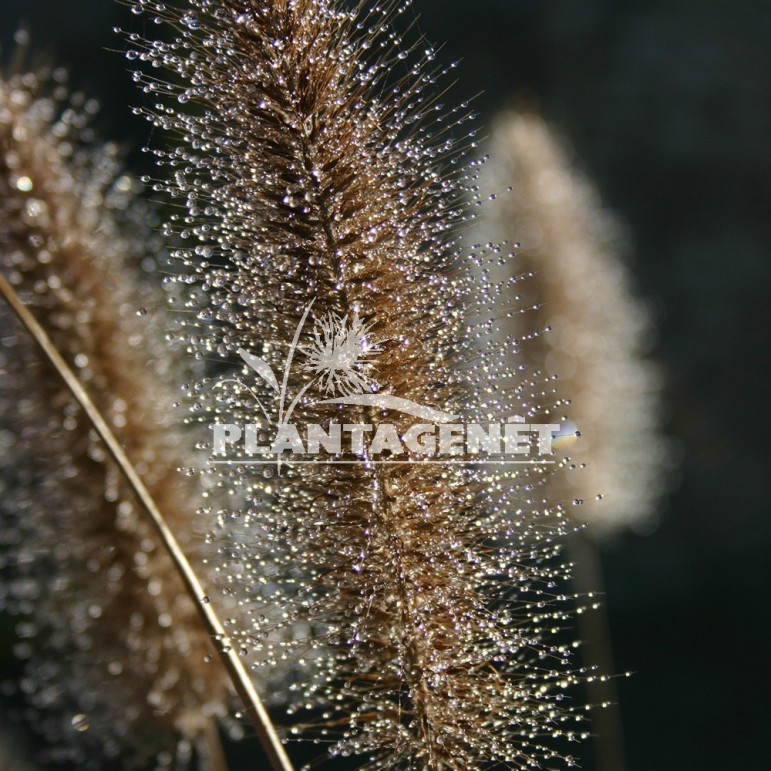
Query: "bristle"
479 111 667 536
127 1 591 768
0 70 231 767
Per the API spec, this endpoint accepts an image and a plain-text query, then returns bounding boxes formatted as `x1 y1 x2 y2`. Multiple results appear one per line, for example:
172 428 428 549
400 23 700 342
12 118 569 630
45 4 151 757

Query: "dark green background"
1 1 769 769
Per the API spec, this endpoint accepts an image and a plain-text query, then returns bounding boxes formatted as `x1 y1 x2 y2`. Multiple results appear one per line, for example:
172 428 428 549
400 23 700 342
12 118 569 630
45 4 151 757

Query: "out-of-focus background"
1 1 769 769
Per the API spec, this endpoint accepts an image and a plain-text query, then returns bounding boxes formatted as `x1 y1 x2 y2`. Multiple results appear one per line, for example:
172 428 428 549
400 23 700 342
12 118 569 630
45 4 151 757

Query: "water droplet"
181 11 200 30
107 661 123 676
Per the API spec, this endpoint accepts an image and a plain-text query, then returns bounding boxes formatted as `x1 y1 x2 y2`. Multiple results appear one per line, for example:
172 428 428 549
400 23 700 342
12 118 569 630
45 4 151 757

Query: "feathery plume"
479 111 666 536
0 69 233 768
127 2 593 768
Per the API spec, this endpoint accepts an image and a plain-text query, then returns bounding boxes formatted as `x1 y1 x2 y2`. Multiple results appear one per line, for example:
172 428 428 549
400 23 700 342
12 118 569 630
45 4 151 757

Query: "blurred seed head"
479 111 669 537
0 68 232 767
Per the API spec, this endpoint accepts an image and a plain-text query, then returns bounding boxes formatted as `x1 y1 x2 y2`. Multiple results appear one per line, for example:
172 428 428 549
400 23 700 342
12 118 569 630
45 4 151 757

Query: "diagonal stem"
0 272 294 771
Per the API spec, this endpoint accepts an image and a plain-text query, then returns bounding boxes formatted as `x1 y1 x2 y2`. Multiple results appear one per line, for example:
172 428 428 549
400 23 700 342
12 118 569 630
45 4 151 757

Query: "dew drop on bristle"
71 714 89 733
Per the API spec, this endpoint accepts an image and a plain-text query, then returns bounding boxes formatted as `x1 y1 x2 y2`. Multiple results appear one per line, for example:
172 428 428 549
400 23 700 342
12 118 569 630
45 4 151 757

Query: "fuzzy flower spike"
127 1 594 768
0 68 241 769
